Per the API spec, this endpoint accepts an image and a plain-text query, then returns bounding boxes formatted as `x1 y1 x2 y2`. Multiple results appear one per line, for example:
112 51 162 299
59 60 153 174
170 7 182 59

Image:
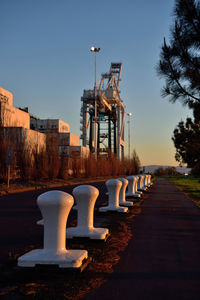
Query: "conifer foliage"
157 0 200 105
172 101 200 171
158 0 200 173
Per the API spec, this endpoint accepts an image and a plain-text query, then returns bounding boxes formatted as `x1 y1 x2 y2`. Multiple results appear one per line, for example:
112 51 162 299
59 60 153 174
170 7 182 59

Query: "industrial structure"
80 63 125 159
0 87 89 158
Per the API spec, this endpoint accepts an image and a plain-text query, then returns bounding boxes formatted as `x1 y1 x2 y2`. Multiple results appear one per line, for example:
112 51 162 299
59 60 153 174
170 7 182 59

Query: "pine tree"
172 101 200 171
157 0 200 105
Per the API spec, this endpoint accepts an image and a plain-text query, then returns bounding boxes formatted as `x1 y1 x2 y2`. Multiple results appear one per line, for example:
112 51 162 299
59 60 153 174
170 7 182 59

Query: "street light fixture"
90 47 100 53
127 113 132 160
90 46 100 157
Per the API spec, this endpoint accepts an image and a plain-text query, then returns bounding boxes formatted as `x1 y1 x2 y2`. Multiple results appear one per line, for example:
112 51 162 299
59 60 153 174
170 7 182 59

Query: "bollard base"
99 206 128 213
126 193 141 198
138 187 147 192
18 256 91 273
119 201 133 207
18 249 88 269
66 227 109 240
37 219 44 225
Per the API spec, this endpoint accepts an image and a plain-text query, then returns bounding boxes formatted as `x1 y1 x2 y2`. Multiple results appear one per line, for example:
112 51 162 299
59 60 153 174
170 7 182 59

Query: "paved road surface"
85 178 200 300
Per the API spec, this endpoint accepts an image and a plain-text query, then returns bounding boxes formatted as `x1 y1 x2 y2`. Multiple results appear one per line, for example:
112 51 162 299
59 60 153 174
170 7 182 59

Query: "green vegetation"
168 175 200 206
157 0 200 105
157 0 200 174
172 102 200 174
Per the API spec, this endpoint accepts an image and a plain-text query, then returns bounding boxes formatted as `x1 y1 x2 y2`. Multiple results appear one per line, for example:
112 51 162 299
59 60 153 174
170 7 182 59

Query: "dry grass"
167 175 200 207
0 130 141 184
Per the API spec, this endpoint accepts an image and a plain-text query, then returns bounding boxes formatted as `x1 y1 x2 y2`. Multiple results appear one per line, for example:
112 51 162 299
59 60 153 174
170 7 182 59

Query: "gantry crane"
80 63 125 159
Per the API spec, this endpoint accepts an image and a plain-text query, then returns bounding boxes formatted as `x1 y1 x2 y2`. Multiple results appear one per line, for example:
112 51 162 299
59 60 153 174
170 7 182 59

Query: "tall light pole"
90 46 100 158
127 112 132 160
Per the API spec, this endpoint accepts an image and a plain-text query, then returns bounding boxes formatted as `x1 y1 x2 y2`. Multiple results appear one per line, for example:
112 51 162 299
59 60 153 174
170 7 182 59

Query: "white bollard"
144 175 149 188
118 178 133 207
99 179 128 213
137 175 147 191
126 176 141 198
145 174 152 187
134 176 143 196
147 174 153 186
18 190 88 268
66 185 109 240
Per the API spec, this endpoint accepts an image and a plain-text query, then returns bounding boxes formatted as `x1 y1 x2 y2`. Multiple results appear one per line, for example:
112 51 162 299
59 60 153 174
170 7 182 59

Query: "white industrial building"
0 87 30 129
30 118 89 157
30 119 70 133
0 87 89 158
0 87 46 153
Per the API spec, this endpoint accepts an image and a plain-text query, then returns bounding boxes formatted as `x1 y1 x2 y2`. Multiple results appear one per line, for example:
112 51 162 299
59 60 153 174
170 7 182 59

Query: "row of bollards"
18 174 152 269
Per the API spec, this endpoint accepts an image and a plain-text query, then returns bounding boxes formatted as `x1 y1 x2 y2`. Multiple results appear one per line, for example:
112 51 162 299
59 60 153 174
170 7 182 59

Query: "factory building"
0 87 46 153
0 87 88 158
0 87 30 129
30 119 89 157
30 119 70 133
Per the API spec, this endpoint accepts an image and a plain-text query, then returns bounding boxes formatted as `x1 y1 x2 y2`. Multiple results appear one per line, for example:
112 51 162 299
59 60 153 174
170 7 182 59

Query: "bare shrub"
0 129 19 182
131 150 141 174
111 155 120 176
0 130 8 182
81 149 141 179
154 167 180 176
59 154 69 179
96 156 111 177
0 126 141 182
33 147 48 180
84 155 97 178
46 134 60 180
16 142 33 181
71 157 82 178
0 130 12 182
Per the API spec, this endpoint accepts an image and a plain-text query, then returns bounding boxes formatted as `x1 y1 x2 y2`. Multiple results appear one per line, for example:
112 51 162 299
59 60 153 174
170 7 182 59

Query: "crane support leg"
114 120 117 155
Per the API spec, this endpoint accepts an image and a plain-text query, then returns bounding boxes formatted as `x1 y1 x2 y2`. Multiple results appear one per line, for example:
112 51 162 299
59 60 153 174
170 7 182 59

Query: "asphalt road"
85 178 200 300
2 178 200 300
0 181 107 265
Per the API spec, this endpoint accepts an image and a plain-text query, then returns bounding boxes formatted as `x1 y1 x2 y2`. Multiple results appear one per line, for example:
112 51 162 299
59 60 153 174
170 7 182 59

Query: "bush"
0 128 141 182
154 167 180 176
191 161 200 176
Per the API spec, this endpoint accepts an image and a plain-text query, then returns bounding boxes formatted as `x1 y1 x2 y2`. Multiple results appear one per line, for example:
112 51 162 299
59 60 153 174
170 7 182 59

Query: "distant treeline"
154 167 181 176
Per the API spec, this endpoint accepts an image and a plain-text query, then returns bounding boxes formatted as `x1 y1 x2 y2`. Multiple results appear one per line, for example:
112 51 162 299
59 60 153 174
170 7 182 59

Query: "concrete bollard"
118 178 133 207
147 174 153 186
144 175 149 188
137 175 147 191
99 179 128 213
66 185 109 240
144 174 152 187
126 176 141 198
134 176 143 196
18 190 88 268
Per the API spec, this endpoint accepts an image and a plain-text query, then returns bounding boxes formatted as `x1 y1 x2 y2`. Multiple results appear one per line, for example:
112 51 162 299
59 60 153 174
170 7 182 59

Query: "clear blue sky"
0 0 191 166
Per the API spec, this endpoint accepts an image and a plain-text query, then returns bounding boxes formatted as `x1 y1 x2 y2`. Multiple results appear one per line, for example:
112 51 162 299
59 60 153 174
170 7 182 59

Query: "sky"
0 0 192 166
